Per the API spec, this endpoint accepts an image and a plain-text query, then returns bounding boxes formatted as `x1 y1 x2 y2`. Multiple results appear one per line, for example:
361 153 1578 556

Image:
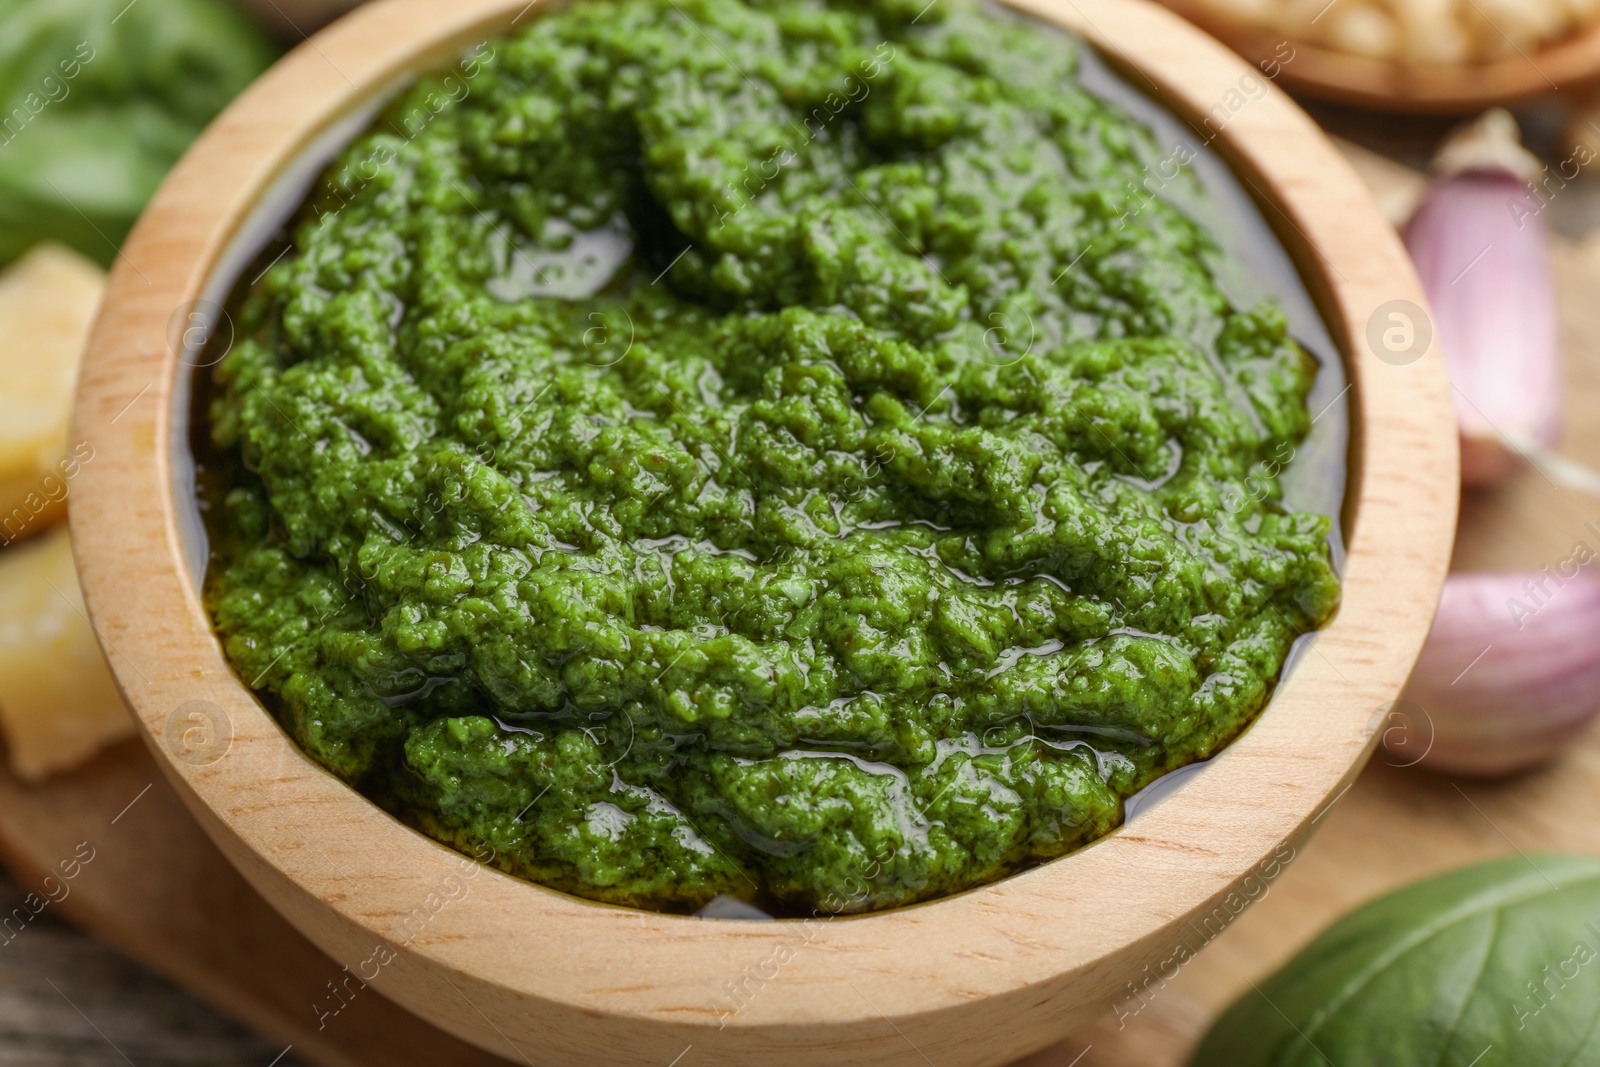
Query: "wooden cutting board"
4 147 1596 1067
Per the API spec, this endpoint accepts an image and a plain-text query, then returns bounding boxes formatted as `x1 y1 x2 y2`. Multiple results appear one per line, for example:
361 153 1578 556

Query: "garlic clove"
1326 3 1400 60
1390 570 1600 777
1402 111 1560 487
1395 0 1472 66
1427 109 1544 184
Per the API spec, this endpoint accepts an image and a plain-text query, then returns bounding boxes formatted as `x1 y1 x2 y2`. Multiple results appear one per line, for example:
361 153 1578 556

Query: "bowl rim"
69 0 1457 1060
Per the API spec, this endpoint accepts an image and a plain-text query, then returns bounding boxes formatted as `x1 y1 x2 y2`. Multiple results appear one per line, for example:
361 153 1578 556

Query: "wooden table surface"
0 864 300 1067
3 77 1598 1067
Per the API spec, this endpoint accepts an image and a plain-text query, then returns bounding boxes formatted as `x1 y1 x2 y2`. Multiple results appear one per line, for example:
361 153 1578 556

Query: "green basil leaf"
1191 853 1600 1067
0 0 276 268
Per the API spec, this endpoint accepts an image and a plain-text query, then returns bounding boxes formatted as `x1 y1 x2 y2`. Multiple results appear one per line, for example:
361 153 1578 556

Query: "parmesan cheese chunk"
0 244 104 546
0 528 134 780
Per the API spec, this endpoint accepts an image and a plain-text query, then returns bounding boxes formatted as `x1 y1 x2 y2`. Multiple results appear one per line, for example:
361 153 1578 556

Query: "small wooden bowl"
70 0 1458 1062
1159 0 1600 113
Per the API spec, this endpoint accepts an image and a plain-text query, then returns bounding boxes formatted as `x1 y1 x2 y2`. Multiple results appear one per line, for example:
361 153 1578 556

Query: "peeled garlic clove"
1396 0 1472 65
1402 110 1559 487
1390 570 1600 777
1327 2 1400 60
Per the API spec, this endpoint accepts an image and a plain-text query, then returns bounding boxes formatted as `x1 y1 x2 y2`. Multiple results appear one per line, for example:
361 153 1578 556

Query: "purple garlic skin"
1392 571 1600 777
1402 171 1560 487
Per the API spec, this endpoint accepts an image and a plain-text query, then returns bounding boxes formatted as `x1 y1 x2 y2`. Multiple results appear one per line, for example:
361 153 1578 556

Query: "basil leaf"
0 0 276 268
1192 853 1600 1067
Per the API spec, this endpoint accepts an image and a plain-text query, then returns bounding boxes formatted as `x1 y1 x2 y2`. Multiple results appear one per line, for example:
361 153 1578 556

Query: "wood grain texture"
0 868 295 1067
65 0 1458 1063
1157 0 1600 114
0 739 509 1067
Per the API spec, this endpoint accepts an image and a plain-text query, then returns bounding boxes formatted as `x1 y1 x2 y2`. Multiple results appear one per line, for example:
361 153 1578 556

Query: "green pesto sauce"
200 0 1341 915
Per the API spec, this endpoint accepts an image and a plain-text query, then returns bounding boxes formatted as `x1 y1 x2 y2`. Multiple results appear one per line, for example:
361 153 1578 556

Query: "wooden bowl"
1158 0 1600 113
69 0 1458 1062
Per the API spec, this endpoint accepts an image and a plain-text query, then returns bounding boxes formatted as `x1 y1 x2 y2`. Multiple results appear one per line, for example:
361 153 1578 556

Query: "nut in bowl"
70 0 1456 1063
